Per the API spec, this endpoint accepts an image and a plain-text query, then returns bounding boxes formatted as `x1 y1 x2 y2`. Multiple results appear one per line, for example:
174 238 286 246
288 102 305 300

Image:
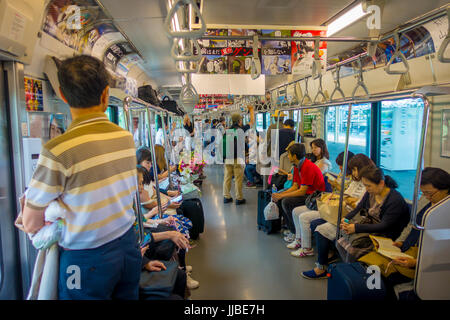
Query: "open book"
370 235 413 260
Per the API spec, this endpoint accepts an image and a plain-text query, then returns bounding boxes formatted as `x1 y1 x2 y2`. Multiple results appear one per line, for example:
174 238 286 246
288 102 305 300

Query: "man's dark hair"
136 147 152 165
284 119 295 128
420 167 450 191
336 151 355 172
287 143 306 160
57 55 110 108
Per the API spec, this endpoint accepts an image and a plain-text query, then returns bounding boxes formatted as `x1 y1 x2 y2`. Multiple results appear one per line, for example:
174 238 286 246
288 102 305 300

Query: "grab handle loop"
384 30 410 75
179 74 199 113
300 77 312 105
171 38 202 62
352 58 370 99
311 39 322 79
165 0 206 39
251 34 261 80
313 73 327 104
437 6 450 63
176 60 200 73
330 65 346 101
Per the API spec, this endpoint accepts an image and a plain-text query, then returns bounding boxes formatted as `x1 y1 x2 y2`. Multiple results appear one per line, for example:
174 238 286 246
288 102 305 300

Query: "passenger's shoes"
223 197 233 203
283 233 295 243
286 240 301 249
236 199 246 205
301 269 328 280
291 248 314 257
187 274 200 289
245 182 256 189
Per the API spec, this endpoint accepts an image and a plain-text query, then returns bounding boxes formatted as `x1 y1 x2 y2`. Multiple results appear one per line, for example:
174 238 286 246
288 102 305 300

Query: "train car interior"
0 0 449 301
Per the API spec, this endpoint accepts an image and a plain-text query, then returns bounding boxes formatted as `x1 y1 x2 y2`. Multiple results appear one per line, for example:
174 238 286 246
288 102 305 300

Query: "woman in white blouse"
310 138 332 174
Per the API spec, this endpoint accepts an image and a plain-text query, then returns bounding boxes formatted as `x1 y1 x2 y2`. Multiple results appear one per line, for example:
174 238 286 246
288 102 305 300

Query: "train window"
256 113 264 132
380 98 424 200
325 103 371 174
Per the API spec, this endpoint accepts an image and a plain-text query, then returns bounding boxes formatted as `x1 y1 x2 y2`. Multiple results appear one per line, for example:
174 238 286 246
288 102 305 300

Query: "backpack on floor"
180 198 205 240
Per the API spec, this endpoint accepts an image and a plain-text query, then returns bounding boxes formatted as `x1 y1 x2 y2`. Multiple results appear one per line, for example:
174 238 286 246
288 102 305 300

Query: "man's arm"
280 185 309 198
23 205 45 234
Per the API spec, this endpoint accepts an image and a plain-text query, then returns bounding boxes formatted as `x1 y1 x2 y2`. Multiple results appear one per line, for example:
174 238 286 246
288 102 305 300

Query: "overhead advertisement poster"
261 30 291 75
291 30 327 77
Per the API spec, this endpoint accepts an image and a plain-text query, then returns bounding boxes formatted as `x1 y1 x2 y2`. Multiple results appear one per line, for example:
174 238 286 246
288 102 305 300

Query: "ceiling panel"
201 0 354 26
98 0 166 19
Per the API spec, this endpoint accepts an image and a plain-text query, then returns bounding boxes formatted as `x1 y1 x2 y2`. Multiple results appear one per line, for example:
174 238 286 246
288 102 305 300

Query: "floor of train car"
187 165 327 300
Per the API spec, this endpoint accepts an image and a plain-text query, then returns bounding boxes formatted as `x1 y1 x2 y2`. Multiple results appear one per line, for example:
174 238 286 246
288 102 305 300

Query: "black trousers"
279 196 308 234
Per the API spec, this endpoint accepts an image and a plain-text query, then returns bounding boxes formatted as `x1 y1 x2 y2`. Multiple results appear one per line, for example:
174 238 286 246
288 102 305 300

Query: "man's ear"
101 85 110 111
59 88 68 104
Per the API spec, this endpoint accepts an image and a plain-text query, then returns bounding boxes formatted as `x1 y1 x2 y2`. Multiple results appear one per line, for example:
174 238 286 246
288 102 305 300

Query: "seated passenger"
271 143 325 243
287 151 356 257
151 144 178 182
136 146 179 198
137 167 199 290
245 131 262 188
310 138 332 174
359 167 450 300
301 166 409 279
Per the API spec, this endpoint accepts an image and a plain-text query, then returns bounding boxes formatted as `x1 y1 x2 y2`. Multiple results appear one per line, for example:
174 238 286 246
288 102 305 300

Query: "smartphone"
140 233 152 248
344 218 350 224
170 195 183 203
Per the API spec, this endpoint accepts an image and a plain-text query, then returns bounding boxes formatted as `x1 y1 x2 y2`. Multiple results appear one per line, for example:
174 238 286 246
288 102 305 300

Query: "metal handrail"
160 111 173 189
385 30 410 75
251 34 261 80
171 38 202 62
352 58 370 99
165 0 206 39
329 65 346 101
437 6 450 63
122 97 145 244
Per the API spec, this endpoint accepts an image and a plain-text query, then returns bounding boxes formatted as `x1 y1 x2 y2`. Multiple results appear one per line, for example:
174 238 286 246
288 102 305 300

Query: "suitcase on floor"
257 190 281 234
327 262 386 300
180 198 204 240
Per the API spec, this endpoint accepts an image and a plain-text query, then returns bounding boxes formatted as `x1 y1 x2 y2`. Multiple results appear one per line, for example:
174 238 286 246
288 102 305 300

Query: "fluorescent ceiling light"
326 3 368 37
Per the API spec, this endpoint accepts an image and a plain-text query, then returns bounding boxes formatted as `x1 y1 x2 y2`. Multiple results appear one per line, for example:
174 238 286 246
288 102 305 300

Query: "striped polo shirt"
25 112 137 250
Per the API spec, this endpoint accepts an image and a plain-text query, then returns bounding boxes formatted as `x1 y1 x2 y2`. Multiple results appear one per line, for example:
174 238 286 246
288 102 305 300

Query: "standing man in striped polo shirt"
22 55 141 300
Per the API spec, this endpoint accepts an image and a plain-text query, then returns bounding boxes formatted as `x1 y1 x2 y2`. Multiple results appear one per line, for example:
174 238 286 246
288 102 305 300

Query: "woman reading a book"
360 167 450 299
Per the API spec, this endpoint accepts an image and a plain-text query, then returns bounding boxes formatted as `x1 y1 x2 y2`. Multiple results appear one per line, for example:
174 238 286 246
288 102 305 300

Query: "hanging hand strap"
165 0 206 39
437 6 450 63
329 65 346 101
384 30 410 75
251 34 262 80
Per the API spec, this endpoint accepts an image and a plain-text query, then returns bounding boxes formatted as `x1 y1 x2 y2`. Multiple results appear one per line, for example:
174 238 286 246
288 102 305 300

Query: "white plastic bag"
264 201 279 220
30 201 67 250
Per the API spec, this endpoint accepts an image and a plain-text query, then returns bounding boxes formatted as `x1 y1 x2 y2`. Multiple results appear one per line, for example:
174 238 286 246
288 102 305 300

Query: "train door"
0 61 23 299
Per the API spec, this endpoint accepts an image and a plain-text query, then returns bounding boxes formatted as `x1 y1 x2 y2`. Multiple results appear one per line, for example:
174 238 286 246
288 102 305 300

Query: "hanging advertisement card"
24 77 44 112
291 30 327 77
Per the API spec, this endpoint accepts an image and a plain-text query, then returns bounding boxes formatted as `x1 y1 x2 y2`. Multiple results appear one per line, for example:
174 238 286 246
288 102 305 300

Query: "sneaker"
291 248 314 258
245 182 256 189
236 199 246 205
286 239 301 249
301 269 328 280
283 234 295 243
223 197 233 203
185 265 193 273
282 229 291 236
186 274 200 289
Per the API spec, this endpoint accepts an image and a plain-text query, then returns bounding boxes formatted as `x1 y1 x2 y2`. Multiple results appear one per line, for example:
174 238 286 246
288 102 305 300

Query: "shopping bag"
264 201 279 220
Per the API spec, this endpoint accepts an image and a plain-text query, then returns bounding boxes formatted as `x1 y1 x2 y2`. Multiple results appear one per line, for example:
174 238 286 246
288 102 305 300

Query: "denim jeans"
244 164 260 184
315 231 334 270
58 226 142 300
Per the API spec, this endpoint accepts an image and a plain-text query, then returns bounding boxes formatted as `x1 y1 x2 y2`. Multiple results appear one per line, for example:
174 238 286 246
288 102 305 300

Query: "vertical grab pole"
146 107 164 219
295 109 301 142
160 111 173 189
123 97 145 244
410 94 430 230
335 103 353 241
